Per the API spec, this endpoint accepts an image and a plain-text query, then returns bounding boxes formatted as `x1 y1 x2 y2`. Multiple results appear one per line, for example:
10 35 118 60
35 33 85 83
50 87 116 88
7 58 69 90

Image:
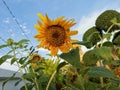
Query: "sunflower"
34 13 78 56
29 54 42 67
114 67 120 77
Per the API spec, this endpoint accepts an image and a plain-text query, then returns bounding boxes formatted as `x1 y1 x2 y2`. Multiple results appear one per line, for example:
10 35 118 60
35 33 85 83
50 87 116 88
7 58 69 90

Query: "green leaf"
108 86 120 90
22 73 36 79
111 60 120 65
111 17 120 26
0 55 12 65
57 62 68 72
83 50 100 65
30 46 33 50
19 57 27 64
102 41 114 47
103 33 112 40
73 41 93 49
14 79 22 86
112 31 120 46
86 66 115 78
85 81 99 90
87 31 101 45
110 78 120 84
94 47 112 61
11 57 17 65
60 48 81 68
0 44 8 49
83 27 101 46
7 49 14 54
111 17 117 24
20 83 33 90
7 38 14 45
18 39 29 44
16 39 29 48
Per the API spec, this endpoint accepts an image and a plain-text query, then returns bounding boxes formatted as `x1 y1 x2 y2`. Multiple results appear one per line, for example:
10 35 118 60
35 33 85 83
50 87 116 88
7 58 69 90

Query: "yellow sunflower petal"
37 42 45 48
64 20 76 29
55 16 65 23
34 25 40 30
72 44 81 49
37 20 42 26
45 14 51 22
60 20 70 27
51 47 58 56
59 44 70 53
34 25 44 33
69 31 78 36
34 34 45 39
67 43 73 48
38 13 45 20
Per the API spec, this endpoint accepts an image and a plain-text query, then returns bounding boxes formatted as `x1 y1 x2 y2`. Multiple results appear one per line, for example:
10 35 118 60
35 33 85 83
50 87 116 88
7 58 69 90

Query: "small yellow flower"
29 54 42 67
34 13 78 56
114 67 120 77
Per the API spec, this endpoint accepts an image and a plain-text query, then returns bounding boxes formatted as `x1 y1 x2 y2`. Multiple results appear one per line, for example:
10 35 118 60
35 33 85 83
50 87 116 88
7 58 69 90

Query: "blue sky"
0 0 120 70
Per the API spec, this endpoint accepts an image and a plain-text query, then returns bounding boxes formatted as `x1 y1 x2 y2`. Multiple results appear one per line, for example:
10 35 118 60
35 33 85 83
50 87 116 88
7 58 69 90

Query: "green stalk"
46 70 57 90
106 24 114 33
99 24 114 88
11 45 28 90
32 68 40 90
100 77 104 87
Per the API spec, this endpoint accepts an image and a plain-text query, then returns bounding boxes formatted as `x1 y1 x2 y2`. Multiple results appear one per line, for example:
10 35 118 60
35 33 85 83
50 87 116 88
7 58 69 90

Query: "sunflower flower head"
29 54 42 67
34 13 78 56
114 67 120 77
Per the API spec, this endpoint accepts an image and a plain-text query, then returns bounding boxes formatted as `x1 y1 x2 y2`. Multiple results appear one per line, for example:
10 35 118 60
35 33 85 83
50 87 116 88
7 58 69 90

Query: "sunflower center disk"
46 25 66 47
33 56 41 61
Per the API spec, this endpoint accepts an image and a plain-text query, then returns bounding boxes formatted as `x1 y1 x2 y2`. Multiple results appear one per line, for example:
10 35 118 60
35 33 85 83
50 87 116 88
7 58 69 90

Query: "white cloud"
76 10 102 35
0 60 18 71
3 18 10 24
37 48 49 52
75 8 120 52
76 9 120 36
20 23 31 35
8 29 13 32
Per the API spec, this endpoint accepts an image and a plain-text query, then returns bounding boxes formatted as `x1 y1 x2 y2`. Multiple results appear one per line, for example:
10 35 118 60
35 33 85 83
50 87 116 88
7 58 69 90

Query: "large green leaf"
83 27 101 46
72 41 93 49
0 55 12 65
94 47 112 61
87 31 101 45
83 50 100 65
86 66 115 78
102 41 114 47
111 17 120 27
22 73 36 79
60 48 81 68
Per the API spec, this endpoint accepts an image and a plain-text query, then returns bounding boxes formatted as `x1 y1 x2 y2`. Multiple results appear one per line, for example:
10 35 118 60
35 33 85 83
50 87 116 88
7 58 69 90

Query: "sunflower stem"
46 70 57 90
106 24 114 33
32 68 40 90
11 45 28 90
